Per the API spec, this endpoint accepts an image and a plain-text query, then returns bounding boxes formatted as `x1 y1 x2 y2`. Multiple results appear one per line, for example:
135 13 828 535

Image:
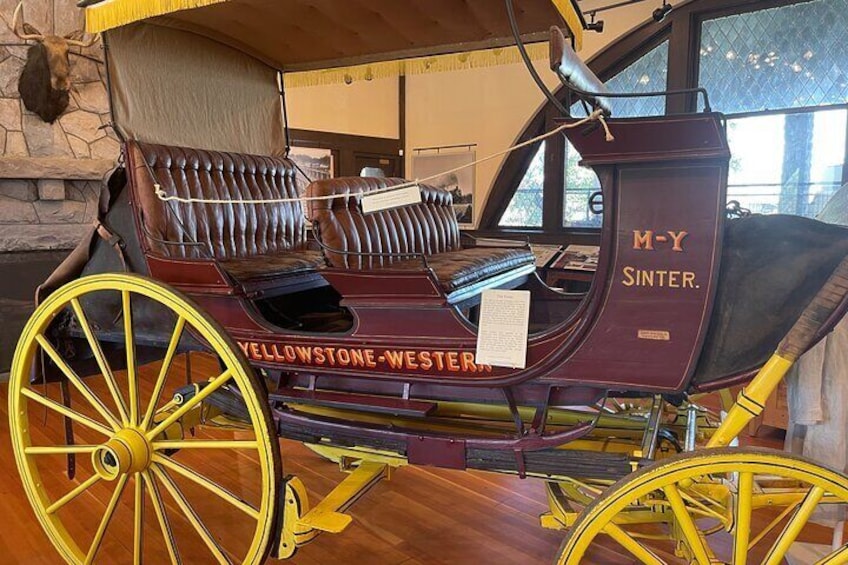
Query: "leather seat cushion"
392 247 536 293
128 141 308 260
306 177 461 268
221 249 325 282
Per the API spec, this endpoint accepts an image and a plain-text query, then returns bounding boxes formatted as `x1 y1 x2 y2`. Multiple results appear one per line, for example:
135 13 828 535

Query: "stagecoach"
8 0 848 563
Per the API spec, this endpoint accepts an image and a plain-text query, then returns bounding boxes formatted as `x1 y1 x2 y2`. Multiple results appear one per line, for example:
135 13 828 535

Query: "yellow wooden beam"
550 0 585 51
298 461 389 534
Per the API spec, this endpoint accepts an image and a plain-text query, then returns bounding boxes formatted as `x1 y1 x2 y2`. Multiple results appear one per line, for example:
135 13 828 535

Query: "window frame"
478 0 846 238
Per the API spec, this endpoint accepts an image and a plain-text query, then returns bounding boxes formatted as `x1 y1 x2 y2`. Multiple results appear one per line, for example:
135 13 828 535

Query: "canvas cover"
106 22 286 155
692 214 848 386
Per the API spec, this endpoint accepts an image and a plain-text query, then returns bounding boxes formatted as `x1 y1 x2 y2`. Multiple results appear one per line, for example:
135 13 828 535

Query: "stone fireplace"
0 0 118 252
0 0 117 371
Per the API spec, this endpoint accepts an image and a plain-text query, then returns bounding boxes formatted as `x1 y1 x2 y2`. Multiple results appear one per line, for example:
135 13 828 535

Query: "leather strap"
94 220 128 272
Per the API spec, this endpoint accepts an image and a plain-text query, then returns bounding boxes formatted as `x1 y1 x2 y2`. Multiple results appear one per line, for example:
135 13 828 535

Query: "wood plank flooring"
0 382 566 564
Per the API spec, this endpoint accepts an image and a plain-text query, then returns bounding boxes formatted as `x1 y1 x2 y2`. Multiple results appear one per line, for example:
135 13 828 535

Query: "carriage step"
273 388 437 418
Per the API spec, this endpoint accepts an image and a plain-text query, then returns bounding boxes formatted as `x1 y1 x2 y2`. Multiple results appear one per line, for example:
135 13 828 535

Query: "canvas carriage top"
8 1 848 563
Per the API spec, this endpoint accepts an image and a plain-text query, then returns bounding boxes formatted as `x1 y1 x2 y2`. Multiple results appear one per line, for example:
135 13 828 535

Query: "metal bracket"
640 395 665 461
274 461 390 559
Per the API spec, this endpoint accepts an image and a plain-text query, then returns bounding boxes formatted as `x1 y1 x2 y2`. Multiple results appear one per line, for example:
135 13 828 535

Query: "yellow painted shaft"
708 355 794 448
298 461 389 534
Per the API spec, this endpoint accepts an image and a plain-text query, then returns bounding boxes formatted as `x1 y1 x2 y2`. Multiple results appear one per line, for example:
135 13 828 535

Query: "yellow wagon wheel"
557 447 848 565
8 273 281 564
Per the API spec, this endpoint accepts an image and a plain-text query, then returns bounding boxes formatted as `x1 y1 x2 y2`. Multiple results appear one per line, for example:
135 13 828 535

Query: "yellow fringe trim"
551 0 584 51
285 43 550 89
85 0 229 33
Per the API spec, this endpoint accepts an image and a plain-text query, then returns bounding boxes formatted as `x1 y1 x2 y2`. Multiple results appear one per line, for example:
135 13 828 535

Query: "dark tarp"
692 214 848 386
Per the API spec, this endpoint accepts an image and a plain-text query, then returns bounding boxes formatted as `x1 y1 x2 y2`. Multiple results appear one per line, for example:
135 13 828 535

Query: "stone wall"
0 0 117 251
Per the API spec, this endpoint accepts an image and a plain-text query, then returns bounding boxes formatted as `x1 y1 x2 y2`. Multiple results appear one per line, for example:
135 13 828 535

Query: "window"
699 0 848 114
726 108 847 216
604 41 669 118
485 0 848 232
499 142 545 227
563 139 602 228
700 1 848 219
561 41 669 227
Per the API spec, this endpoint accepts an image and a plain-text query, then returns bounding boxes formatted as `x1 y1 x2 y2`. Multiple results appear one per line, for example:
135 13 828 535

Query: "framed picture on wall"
288 146 334 192
412 149 476 228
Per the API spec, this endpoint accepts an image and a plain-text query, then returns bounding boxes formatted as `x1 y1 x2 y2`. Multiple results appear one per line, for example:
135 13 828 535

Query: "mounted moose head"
11 1 100 123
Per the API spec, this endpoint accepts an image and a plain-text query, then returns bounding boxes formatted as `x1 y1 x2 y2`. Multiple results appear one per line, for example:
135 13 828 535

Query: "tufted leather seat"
126 140 325 294
306 177 536 302
390 247 537 293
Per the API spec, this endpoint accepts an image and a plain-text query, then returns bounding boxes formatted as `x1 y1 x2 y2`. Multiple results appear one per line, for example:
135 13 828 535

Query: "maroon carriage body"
112 113 729 397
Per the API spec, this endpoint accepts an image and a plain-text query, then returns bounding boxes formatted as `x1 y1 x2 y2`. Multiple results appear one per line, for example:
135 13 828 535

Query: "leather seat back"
306 177 461 269
126 140 306 260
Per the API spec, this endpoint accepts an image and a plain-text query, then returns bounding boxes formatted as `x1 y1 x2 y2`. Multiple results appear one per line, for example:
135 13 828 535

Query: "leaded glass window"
700 0 848 114
569 41 669 119
605 41 669 118
495 1 848 231
499 142 545 227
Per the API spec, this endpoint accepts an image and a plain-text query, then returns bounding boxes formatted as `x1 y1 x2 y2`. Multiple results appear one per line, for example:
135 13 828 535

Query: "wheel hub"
92 428 151 480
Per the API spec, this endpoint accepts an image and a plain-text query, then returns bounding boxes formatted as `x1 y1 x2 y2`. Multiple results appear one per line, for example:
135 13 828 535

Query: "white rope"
153 109 614 206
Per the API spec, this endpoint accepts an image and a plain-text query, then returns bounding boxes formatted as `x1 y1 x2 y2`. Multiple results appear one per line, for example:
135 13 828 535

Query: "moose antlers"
11 1 100 47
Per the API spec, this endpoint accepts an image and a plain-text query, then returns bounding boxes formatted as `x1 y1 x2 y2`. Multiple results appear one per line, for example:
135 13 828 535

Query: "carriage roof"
82 0 585 71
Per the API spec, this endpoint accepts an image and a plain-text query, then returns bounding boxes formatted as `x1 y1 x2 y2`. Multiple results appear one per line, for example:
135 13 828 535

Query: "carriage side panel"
547 115 730 392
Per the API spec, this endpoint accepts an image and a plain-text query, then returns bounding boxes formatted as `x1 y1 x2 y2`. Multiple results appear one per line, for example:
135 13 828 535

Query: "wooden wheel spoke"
147 370 233 441
133 474 144 565
9 275 279 564
153 454 259 519
85 474 128 564
680 490 729 525
764 485 826 565
21 388 112 437
123 290 139 425
25 445 98 455
749 500 801 550
143 470 182 565
662 484 712 565
141 317 186 431
734 472 754 565
71 298 130 425
816 544 848 565
602 522 665 565
152 440 258 451
150 465 233 564
46 474 101 515
558 451 848 565
35 334 121 431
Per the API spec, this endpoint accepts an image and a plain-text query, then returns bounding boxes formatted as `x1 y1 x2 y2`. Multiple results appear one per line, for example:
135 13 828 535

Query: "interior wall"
285 76 400 139
285 1 685 227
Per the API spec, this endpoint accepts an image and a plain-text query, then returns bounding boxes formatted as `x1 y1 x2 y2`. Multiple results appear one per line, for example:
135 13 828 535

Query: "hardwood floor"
0 382 566 564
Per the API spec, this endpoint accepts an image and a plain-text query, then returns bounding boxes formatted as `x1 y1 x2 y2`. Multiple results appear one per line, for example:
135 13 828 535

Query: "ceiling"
90 0 582 71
